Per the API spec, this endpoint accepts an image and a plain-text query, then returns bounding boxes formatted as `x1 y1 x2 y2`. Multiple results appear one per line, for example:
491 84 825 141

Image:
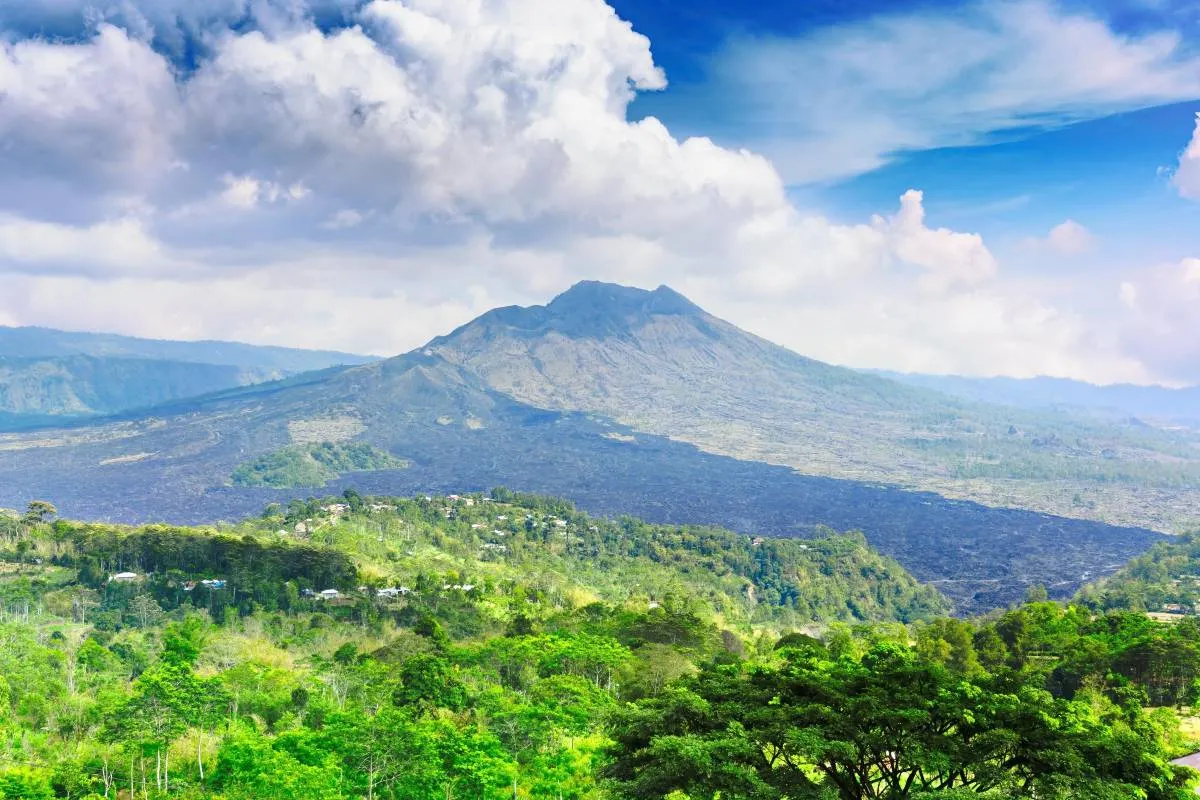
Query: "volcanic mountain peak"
432 281 709 346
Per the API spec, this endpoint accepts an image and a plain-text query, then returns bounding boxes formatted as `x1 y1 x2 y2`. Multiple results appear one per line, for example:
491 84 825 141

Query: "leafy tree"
607 642 1194 800
23 500 57 525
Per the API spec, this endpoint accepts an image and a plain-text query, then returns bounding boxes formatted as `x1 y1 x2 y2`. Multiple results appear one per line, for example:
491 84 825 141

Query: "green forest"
0 492 1198 799
230 443 409 489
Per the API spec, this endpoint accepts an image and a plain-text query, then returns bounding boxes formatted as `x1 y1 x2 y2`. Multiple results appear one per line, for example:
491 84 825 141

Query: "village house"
108 572 139 583
319 589 341 600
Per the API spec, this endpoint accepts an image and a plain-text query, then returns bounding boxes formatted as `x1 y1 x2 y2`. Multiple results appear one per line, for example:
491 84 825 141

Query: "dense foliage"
1078 532 1200 614
0 495 1196 799
231 443 408 488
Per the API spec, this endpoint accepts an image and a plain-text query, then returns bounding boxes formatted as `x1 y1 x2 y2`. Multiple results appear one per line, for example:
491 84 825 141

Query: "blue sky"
613 0 1199 246
0 0 1197 383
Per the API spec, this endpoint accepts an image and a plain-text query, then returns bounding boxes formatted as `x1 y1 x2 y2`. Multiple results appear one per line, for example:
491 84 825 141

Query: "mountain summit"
427 279 925 470
435 281 703 343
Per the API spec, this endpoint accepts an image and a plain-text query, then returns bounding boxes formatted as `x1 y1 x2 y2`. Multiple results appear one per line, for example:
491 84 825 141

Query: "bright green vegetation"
1077 532 1200 613
610 602 1200 799
231 443 408 488
0 495 1197 799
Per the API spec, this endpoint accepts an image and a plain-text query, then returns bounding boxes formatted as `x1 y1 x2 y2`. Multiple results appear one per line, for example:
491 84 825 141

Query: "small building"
319 589 341 600
201 579 226 590
109 572 139 583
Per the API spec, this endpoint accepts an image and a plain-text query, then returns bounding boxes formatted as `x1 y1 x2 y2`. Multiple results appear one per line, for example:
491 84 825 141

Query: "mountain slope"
0 347 1165 614
427 281 1200 533
0 355 281 421
0 326 374 428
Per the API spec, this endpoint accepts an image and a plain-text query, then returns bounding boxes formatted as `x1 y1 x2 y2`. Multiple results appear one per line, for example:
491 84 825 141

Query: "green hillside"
0 495 1197 798
1077 532 1200 614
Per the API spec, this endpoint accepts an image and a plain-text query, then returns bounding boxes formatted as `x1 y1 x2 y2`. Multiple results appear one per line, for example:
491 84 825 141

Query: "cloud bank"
0 0 1193 384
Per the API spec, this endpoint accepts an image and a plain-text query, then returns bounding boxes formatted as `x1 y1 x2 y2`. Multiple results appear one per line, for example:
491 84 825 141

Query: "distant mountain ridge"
0 325 371 371
0 326 374 427
873 371 1200 426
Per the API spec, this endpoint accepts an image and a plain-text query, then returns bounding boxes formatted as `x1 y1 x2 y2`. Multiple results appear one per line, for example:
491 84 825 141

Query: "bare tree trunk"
156 750 161 792
198 729 205 783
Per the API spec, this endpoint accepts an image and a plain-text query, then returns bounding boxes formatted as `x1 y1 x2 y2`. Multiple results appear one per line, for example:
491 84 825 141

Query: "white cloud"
220 175 310 209
0 0 1185 385
700 0 1200 183
873 190 998 291
1023 219 1095 255
0 215 166 276
1116 257 1200 380
1173 113 1200 200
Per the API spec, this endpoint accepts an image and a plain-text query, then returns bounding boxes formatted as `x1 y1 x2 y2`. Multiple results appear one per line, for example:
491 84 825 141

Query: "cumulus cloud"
694 0 1200 183
0 0 1182 384
1022 219 1095 256
1173 113 1200 200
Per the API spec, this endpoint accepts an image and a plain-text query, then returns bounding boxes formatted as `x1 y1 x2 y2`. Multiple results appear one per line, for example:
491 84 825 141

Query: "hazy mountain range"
874 371 1200 427
0 281 1186 614
0 326 373 426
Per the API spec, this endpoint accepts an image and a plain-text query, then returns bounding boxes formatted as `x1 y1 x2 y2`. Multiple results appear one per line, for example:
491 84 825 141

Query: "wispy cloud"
697 0 1200 183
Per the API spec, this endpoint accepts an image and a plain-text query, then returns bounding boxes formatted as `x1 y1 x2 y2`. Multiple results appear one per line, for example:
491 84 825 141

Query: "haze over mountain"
0 326 373 427
0 282 1177 613
873 371 1200 428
